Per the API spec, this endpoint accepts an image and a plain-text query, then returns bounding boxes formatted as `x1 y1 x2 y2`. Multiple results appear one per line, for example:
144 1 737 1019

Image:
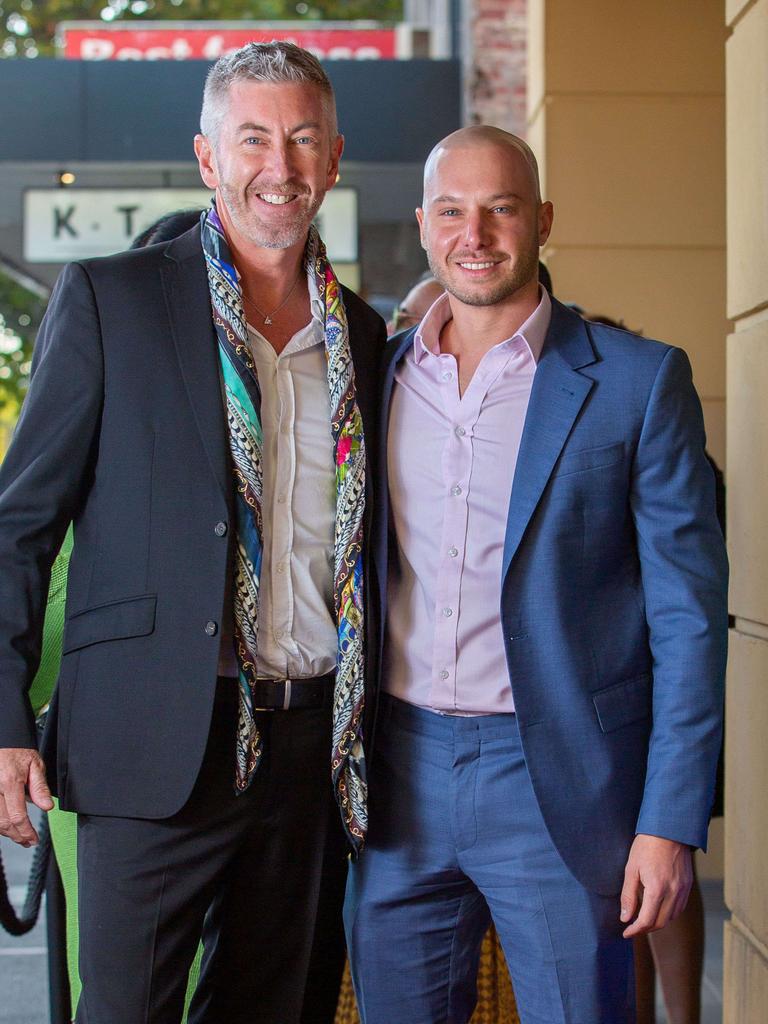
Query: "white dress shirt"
218 270 337 679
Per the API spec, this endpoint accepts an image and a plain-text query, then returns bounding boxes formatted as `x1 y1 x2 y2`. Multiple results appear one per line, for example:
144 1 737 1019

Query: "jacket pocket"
555 441 624 477
592 672 651 733
62 594 157 654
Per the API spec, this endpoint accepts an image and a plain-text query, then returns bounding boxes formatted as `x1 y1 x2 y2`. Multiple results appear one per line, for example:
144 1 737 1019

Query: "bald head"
400 278 445 319
423 126 542 205
387 276 444 335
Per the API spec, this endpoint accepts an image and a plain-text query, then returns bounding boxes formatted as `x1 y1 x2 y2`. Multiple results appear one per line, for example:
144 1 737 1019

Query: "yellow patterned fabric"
334 925 519 1024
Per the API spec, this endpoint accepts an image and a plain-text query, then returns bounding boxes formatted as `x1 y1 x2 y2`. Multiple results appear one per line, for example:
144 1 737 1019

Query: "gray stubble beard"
218 181 325 250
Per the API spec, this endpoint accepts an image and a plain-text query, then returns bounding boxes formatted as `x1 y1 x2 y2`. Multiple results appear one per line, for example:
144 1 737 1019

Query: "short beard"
218 181 324 250
427 243 539 307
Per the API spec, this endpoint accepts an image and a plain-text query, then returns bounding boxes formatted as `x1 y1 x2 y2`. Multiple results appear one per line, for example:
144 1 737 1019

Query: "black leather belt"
249 673 334 711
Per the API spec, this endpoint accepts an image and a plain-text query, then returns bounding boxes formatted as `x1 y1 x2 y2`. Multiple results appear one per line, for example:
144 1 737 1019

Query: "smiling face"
416 139 553 310
194 79 343 250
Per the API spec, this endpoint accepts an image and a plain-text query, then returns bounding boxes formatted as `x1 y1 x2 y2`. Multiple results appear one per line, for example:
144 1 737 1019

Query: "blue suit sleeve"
631 345 728 849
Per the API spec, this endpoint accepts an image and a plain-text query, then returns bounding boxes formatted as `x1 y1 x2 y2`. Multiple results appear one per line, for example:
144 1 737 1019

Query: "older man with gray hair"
0 41 385 1023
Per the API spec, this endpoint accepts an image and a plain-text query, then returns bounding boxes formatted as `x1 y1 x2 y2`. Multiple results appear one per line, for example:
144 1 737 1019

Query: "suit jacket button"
205 620 218 637
214 521 228 537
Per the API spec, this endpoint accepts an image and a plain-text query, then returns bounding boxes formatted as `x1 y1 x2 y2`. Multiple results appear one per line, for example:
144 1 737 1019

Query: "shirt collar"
413 286 552 366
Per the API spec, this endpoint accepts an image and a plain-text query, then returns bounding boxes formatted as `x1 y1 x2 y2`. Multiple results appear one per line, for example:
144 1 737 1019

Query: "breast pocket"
592 672 651 733
62 594 157 654
548 442 627 511
554 441 625 477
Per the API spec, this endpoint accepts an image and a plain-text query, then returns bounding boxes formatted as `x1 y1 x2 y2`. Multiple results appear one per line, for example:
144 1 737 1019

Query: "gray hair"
200 41 338 145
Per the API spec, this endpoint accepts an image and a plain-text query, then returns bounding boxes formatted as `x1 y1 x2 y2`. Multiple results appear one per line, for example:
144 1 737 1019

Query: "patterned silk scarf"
200 203 368 850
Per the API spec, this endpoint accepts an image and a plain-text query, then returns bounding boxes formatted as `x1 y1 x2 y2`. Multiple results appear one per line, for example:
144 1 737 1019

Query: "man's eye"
492 206 514 214
439 209 460 217
294 136 316 145
244 137 265 145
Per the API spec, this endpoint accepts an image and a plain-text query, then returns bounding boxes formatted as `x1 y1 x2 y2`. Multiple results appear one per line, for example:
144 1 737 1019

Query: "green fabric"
29 528 200 1020
28 527 72 717
184 948 203 1020
47 801 80 1007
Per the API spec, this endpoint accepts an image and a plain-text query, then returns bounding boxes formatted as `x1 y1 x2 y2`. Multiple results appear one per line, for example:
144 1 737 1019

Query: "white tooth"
459 261 495 269
260 194 293 205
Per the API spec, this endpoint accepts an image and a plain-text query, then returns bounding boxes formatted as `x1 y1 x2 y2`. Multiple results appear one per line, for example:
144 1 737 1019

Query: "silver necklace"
243 271 303 326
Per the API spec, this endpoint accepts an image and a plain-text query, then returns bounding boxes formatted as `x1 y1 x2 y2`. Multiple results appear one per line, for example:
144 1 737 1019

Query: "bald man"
344 127 727 1023
387 276 444 336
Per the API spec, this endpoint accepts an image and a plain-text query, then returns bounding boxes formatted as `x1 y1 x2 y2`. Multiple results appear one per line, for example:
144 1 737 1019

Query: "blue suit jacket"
374 298 728 895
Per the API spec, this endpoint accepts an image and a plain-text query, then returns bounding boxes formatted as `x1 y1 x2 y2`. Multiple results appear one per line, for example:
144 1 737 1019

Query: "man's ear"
326 133 344 190
538 201 554 247
194 134 219 190
415 207 427 249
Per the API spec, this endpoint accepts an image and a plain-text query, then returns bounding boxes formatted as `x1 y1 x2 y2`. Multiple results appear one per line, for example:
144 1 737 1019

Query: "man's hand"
0 748 54 847
620 834 693 938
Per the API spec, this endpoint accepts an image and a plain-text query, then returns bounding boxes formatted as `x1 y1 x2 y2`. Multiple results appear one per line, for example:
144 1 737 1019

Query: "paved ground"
1 829 727 1023
0 818 50 1024
673 878 727 1024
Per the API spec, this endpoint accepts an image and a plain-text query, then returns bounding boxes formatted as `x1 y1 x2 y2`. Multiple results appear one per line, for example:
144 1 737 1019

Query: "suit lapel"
501 301 597 581
161 228 231 502
373 327 418 631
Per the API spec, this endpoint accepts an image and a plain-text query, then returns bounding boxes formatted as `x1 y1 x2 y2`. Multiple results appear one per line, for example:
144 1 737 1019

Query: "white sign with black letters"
23 187 358 263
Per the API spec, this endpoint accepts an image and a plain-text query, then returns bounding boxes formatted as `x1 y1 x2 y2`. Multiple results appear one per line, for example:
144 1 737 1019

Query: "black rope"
0 811 52 936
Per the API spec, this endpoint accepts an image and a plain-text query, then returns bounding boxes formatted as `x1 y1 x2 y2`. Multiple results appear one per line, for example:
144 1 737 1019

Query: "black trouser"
74 679 348 1024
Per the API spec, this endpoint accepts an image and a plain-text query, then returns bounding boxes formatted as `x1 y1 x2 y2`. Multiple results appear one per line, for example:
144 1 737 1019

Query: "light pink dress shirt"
384 287 552 714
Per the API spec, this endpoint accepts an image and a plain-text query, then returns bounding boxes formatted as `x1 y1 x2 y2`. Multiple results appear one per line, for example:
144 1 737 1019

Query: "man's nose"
462 211 492 250
263 141 294 182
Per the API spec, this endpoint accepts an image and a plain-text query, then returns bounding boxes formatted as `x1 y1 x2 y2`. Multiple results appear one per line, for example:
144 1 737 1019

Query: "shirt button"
442 607 453 618
448 546 459 558
277 495 287 504
214 521 228 537
204 620 218 637
451 484 462 496
274 629 284 640
276 562 286 574
454 425 466 438
441 371 453 382
439 669 449 680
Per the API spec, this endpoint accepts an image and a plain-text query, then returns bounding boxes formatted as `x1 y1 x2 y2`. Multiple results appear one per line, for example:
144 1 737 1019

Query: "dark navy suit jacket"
0 225 386 820
375 298 728 895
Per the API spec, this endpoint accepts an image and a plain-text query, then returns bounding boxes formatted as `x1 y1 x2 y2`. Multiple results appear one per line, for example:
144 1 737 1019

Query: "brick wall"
466 0 527 136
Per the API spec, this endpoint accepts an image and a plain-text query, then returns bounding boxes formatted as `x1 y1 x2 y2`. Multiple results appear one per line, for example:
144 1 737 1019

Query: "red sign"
58 22 398 61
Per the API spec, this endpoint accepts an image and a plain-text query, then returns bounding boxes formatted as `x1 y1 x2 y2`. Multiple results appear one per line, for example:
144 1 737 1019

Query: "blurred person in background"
387 274 444 335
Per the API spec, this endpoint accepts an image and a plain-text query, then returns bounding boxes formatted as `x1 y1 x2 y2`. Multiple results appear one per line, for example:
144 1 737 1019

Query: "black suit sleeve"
0 262 104 748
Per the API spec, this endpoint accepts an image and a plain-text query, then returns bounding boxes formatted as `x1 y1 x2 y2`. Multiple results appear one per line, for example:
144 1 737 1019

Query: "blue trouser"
345 694 635 1024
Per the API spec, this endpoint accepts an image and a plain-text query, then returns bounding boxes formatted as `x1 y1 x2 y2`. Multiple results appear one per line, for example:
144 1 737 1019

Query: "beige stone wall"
724 0 768 1017
527 0 727 466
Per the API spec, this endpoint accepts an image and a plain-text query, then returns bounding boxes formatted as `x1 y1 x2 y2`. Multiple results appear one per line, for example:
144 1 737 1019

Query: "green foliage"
0 1 403 58
0 271 47 415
